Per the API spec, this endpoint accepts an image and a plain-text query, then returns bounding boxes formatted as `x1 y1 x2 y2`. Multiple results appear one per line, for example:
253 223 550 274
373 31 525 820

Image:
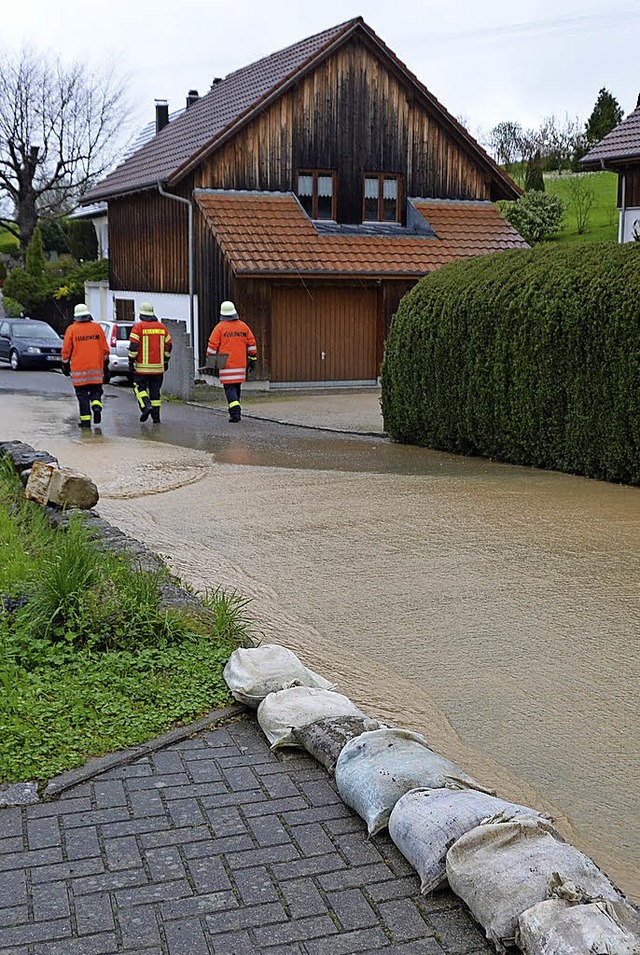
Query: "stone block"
24 460 99 509
24 460 55 505
48 467 99 509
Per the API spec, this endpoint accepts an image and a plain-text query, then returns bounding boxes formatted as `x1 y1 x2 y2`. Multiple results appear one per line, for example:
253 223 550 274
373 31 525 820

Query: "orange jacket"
128 320 172 375
61 321 109 387
207 319 257 384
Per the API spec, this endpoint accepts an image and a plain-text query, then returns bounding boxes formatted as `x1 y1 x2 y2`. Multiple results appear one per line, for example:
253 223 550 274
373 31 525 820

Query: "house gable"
194 33 512 217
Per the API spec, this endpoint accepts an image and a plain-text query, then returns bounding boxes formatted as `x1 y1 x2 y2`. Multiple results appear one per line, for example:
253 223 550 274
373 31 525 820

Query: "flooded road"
2 387 639 899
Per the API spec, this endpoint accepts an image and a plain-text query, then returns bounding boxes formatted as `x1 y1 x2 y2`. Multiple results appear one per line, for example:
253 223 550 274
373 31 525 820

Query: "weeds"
0 464 252 782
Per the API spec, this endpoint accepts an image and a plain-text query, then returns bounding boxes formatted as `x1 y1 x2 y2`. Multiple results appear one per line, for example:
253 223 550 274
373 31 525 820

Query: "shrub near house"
381 243 640 485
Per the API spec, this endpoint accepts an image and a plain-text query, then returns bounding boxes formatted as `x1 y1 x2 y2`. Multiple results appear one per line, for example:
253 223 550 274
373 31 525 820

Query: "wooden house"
581 101 640 243
84 17 526 385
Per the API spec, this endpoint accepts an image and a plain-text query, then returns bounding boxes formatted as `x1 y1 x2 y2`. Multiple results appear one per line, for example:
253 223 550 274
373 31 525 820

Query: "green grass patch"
0 226 19 255
544 171 618 243
0 462 251 782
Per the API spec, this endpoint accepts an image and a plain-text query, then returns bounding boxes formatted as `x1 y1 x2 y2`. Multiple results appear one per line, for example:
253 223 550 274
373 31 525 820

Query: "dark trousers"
223 383 242 420
74 384 103 423
134 374 163 422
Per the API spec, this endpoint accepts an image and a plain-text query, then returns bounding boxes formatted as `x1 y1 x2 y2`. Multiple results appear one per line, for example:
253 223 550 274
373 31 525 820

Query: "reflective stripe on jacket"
128 320 172 375
62 321 109 387
207 319 257 384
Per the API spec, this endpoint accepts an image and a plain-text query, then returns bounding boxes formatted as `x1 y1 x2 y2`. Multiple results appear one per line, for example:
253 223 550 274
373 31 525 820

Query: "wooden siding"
108 189 190 293
196 213 236 360
195 35 500 216
271 284 380 381
618 165 640 208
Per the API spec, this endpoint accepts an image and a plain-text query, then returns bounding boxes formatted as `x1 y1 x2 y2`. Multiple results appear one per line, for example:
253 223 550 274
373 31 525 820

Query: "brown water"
3 393 639 899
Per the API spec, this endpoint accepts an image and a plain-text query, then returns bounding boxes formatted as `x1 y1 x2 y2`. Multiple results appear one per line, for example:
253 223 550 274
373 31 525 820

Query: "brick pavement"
0 715 491 955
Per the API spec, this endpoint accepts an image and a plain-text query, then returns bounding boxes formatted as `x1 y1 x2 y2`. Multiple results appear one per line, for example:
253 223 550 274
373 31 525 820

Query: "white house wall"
619 207 640 243
84 282 200 371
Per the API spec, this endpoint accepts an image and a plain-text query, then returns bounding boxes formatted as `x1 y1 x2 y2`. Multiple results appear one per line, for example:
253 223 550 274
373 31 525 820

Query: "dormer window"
364 174 401 222
297 171 336 220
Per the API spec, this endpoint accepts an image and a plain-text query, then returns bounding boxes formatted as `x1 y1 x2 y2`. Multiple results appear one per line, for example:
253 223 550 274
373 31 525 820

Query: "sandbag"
223 644 335 707
334 729 492 836
293 716 390 773
518 898 640 955
446 816 624 953
388 788 543 894
257 686 367 748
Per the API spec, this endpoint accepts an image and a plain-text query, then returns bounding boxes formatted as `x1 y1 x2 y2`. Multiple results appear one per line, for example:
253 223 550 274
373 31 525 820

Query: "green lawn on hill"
544 170 618 244
0 227 19 256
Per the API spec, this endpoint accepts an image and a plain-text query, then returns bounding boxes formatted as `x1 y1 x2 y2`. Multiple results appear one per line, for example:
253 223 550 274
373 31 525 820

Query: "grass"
504 165 619 244
0 226 19 256
0 462 252 783
544 171 618 244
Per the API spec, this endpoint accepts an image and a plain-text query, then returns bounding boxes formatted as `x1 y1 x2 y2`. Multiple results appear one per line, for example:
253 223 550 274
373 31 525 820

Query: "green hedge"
381 243 640 484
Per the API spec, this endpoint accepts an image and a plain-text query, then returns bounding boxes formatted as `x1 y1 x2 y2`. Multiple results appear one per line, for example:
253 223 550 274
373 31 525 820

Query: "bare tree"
487 121 524 168
566 175 596 234
0 46 129 260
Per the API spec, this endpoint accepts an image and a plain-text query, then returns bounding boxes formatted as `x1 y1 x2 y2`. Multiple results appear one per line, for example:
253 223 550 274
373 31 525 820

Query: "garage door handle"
321 351 326 360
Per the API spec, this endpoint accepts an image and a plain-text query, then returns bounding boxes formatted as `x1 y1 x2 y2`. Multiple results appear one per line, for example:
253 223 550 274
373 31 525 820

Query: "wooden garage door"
271 287 379 382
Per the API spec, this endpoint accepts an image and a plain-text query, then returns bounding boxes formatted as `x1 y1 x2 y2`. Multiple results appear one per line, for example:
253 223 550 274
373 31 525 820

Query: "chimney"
155 100 169 133
186 89 199 109
211 77 222 87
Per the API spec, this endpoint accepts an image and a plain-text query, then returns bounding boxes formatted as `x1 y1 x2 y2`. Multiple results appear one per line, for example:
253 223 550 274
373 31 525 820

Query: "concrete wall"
162 319 195 400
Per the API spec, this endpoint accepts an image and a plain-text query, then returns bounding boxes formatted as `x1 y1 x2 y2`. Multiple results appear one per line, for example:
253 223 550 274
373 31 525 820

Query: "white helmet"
74 303 92 321
139 302 156 317
220 301 238 318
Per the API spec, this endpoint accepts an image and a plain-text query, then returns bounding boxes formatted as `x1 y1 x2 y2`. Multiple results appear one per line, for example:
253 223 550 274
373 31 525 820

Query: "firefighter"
61 304 110 428
206 301 257 422
128 303 172 423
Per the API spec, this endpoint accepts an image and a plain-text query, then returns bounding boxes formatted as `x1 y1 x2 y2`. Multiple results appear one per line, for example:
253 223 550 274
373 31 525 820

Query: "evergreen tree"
66 220 98 262
524 151 545 192
25 226 46 276
585 88 623 145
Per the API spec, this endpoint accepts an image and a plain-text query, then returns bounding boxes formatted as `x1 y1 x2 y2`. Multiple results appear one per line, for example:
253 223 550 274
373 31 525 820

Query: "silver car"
99 321 134 382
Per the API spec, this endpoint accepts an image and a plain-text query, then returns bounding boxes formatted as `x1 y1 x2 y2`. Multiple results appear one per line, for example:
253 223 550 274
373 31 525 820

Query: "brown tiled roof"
85 19 519 203
194 191 528 277
581 106 640 166
85 20 356 202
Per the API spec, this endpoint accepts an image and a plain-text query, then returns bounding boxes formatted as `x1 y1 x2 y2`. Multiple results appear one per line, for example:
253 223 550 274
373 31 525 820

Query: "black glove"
128 359 135 375
164 360 169 372
61 361 70 377
103 360 110 376
247 355 258 377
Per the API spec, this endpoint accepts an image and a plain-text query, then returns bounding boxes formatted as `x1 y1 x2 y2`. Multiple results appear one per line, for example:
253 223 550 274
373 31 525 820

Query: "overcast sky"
5 0 640 147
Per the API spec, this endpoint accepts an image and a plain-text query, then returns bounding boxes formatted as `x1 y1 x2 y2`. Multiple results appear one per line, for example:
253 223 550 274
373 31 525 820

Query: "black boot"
91 402 102 425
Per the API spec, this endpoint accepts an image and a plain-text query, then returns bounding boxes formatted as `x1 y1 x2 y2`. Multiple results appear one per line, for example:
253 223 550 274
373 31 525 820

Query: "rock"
0 440 57 471
48 468 99 509
19 468 31 486
25 460 55 505
25 461 99 509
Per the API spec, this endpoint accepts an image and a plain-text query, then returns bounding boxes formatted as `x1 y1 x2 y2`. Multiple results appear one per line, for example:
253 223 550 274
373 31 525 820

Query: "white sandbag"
388 787 543 894
446 816 624 953
257 686 367 748
223 644 335 706
518 898 640 955
334 729 492 836
292 716 389 773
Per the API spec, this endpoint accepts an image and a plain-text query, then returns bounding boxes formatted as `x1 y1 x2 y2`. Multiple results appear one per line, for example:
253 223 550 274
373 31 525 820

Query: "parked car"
0 319 63 370
99 321 134 382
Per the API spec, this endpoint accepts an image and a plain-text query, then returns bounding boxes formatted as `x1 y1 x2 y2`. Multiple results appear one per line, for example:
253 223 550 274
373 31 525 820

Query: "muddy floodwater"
2 392 639 900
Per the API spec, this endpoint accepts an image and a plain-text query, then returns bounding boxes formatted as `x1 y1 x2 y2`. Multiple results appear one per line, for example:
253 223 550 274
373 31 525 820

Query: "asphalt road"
0 367 475 476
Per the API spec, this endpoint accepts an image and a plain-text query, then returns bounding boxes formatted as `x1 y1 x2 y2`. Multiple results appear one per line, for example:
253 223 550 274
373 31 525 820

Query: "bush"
497 191 565 244
3 268 51 311
25 227 46 276
2 295 24 317
381 243 640 485
67 219 98 261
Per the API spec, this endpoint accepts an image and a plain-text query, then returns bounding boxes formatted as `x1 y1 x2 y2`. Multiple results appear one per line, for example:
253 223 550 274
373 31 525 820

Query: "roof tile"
581 106 640 165
194 191 527 277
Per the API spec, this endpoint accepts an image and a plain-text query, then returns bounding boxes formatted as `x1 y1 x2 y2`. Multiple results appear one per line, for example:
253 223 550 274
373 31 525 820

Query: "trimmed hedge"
381 243 640 485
